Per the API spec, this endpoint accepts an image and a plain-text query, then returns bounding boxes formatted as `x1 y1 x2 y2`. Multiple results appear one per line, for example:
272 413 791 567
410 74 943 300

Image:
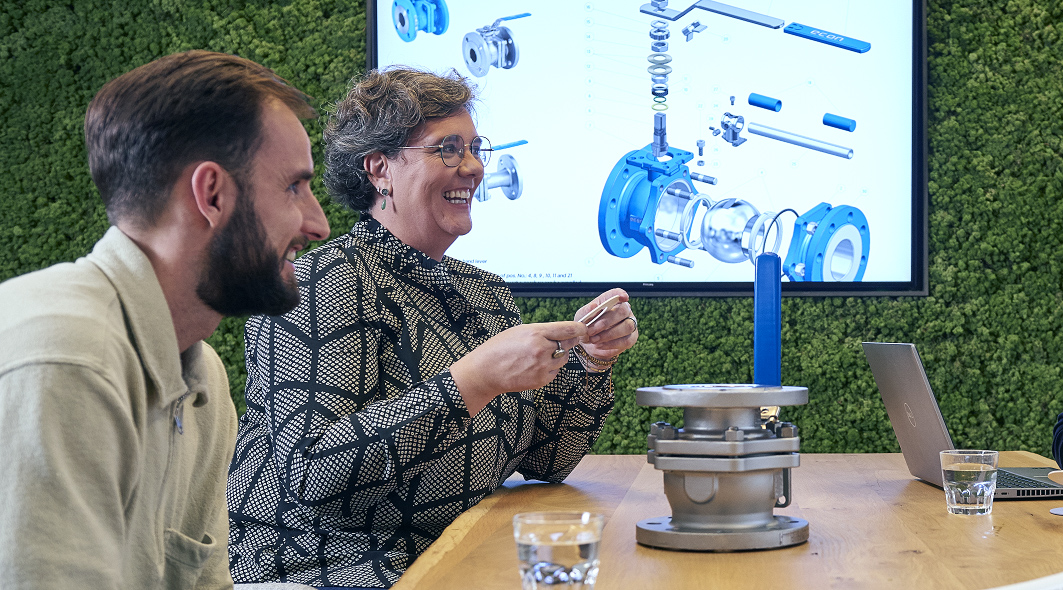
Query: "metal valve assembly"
635 384 809 551
462 13 530 77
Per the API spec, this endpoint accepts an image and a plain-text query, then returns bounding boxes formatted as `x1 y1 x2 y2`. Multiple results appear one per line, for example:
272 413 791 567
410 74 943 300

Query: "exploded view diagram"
597 0 874 282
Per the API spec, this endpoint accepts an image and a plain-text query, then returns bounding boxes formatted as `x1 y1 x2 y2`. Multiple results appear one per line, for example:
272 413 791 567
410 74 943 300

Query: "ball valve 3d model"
392 0 448 42
462 13 530 77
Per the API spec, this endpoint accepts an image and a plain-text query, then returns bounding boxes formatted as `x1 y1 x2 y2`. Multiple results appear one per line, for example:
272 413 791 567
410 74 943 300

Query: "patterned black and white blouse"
227 218 615 588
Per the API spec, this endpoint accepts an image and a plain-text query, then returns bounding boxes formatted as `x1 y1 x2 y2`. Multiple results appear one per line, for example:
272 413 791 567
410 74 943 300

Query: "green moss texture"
2 1 1062 456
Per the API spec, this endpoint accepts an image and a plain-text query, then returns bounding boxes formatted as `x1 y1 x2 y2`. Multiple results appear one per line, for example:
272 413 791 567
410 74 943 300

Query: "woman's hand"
573 288 639 361
451 321 588 416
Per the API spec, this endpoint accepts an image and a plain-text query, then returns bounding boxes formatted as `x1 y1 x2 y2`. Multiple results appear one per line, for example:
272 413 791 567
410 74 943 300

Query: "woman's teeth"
444 189 470 204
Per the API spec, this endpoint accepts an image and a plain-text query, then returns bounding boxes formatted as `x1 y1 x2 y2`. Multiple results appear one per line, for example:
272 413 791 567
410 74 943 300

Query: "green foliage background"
2 1 1062 456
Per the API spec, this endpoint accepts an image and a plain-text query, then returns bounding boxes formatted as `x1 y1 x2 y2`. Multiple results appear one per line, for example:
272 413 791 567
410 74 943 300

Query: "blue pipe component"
748 93 782 112
823 113 857 132
753 253 782 386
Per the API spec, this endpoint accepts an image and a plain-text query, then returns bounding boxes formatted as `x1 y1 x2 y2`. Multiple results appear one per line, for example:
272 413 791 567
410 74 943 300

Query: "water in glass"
517 537 600 589
942 464 997 515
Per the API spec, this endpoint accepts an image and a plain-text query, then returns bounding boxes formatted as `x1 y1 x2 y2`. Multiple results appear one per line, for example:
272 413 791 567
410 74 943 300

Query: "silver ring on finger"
624 316 638 331
552 341 566 358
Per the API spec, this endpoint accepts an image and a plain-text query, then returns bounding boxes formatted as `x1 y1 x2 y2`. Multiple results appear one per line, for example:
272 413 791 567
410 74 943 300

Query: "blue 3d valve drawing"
783 203 870 282
599 113 787 269
462 13 530 77
599 113 699 267
593 1 875 283
475 140 527 202
392 0 449 42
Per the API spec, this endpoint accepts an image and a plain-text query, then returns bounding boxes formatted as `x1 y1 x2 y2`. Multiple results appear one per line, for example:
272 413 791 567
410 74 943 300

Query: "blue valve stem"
753 252 781 386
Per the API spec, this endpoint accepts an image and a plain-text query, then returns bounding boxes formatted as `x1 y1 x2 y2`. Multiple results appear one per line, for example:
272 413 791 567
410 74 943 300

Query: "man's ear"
363 152 390 188
189 161 238 229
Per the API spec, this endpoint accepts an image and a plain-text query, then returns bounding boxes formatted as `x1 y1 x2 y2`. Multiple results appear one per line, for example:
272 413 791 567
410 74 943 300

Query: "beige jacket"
0 227 237 589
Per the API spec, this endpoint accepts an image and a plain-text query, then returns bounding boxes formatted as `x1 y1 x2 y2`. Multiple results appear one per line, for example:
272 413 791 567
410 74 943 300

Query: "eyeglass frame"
396 134 492 167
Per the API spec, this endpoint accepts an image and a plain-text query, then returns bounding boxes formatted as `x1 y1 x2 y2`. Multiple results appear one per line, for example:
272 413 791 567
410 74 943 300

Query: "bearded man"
0 50 329 589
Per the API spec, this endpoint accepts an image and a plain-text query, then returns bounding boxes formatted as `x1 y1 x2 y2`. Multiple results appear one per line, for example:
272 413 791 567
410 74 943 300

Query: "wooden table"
392 452 1063 589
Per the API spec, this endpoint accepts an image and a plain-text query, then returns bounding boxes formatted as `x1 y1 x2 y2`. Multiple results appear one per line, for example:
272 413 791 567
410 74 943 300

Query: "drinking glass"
939 449 998 515
513 512 604 589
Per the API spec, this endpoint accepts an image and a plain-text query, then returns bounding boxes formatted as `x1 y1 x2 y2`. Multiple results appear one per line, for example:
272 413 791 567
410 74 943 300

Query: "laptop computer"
862 342 1063 499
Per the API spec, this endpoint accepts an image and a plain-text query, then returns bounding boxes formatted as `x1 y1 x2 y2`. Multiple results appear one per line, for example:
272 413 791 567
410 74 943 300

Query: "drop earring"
379 187 390 211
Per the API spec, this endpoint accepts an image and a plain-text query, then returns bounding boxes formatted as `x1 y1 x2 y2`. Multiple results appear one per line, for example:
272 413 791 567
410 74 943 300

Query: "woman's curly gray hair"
323 67 477 213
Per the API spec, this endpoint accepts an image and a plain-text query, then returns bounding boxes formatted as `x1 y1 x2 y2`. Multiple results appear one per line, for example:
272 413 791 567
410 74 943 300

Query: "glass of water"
939 450 998 515
513 512 604 589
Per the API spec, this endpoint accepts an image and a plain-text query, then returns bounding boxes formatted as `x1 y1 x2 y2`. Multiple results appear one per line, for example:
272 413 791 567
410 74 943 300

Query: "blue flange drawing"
783 203 870 282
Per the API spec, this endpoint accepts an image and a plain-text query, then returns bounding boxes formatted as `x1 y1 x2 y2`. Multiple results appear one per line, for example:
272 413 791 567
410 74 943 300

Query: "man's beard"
196 192 303 317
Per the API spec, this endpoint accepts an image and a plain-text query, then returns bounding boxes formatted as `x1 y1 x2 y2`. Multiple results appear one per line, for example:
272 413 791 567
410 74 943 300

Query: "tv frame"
365 1 928 298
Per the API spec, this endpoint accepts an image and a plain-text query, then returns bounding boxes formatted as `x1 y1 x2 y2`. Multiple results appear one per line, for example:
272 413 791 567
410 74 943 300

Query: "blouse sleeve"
515 359 616 483
479 281 617 484
243 246 473 516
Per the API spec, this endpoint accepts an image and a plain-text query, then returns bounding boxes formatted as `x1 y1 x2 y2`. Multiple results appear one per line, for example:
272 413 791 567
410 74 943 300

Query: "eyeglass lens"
440 135 491 167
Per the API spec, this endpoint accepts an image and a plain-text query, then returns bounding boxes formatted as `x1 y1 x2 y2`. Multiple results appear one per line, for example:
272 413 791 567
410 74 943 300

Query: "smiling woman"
225 67 640 589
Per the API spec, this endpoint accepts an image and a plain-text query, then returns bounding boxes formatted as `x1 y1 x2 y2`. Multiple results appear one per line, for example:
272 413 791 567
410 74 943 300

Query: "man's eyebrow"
293 170 314 181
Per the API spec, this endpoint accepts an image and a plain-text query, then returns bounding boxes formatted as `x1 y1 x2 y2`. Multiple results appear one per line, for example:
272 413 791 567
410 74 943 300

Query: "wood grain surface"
393 452 1063 590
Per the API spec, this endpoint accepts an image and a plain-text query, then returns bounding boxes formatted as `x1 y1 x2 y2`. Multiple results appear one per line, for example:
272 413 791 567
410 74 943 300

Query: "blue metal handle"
753 252 782 386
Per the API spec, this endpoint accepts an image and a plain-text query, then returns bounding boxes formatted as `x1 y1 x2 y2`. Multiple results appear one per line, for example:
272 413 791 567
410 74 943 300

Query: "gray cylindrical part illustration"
823 113 857 132
748 93 781 112
690 172 717 185
666 185 694 199
747 122 854 159
656 228 682 241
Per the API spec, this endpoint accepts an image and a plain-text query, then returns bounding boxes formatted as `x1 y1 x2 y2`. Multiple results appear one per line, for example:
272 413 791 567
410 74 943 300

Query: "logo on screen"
903 402 917 427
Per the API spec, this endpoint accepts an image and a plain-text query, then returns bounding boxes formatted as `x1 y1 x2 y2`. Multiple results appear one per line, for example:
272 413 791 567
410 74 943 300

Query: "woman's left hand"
573 288 639 360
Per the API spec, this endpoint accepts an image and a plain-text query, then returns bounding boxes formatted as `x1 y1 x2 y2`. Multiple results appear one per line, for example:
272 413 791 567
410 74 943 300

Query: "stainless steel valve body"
635 384 809 551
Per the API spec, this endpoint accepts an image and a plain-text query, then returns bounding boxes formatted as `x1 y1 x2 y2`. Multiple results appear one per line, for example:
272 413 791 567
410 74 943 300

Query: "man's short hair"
84 50 315 226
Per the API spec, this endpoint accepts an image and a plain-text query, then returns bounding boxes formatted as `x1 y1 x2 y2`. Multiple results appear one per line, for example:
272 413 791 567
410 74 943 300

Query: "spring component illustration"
648 20 672 110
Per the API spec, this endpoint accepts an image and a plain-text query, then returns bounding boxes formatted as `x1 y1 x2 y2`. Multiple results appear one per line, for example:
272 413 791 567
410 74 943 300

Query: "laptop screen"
862 342 954 486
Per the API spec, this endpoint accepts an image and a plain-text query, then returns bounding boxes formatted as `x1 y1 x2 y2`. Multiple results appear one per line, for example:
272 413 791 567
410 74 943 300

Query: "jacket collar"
88 226 208 407
353 218 456 292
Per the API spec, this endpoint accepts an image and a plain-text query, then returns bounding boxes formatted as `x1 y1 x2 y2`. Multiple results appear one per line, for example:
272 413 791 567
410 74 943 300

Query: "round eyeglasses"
398 134 492 167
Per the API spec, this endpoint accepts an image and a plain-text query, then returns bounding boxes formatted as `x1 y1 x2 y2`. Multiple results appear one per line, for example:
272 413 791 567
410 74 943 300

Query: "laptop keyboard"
998 469 1059 489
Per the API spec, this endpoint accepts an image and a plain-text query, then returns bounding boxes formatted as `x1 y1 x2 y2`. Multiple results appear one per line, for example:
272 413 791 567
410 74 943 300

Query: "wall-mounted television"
367 0 927 296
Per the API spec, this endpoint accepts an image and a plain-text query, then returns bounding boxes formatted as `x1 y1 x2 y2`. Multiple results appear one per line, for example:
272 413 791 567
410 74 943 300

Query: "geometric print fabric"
227 219 615 588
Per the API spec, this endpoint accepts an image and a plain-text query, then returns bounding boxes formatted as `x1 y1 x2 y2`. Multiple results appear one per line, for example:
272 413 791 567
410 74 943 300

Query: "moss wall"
2 0 1062 455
